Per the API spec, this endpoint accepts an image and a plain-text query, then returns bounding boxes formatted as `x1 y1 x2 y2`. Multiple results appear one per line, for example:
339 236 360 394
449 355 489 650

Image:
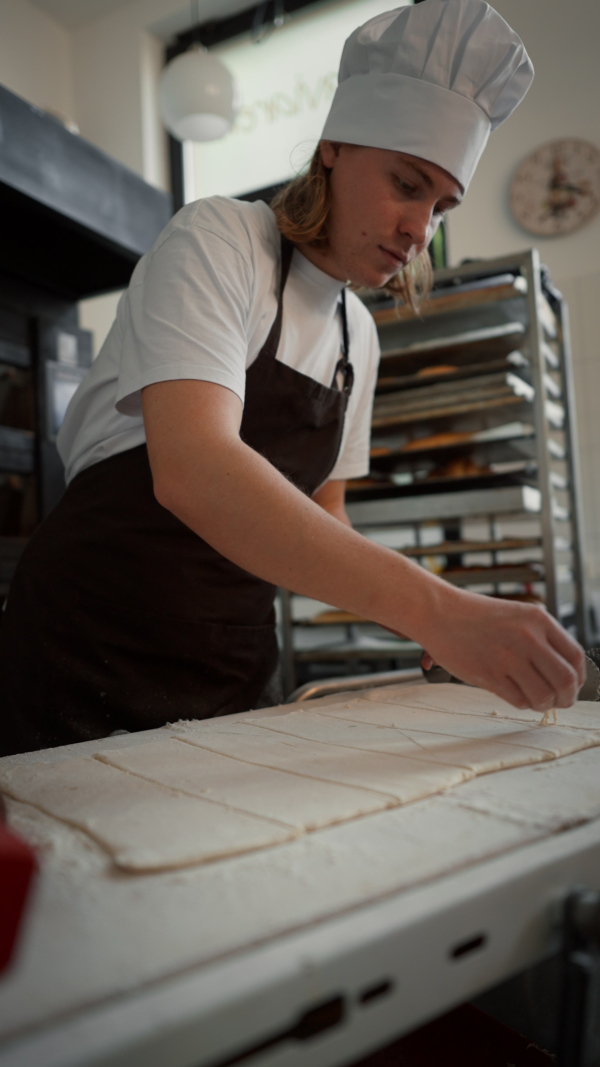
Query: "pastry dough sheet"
1 684 598 874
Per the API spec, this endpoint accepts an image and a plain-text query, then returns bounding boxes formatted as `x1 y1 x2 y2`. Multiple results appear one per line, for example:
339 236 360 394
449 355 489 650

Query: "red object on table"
0 819 37 974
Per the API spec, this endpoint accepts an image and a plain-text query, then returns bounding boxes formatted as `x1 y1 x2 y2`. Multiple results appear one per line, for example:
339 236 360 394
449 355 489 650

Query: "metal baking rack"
278 250 588 696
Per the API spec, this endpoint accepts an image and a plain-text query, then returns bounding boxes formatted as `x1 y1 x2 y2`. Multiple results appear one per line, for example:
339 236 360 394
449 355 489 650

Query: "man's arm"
143 378 585 711
312 479 351 526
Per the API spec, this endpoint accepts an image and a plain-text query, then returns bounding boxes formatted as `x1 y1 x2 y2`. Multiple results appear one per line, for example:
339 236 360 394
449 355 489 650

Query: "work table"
1 684 599 1067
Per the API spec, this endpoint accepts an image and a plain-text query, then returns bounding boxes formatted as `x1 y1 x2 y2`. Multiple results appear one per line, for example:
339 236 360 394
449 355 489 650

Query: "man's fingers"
505 660 559 712
530 643 582 708
502 648 578 711
489 676 530 711
493 659 576 712
486 638 580 711
545 620 586 688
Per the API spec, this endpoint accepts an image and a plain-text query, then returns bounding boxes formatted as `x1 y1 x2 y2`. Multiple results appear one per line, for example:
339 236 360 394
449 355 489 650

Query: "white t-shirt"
58 196 380 486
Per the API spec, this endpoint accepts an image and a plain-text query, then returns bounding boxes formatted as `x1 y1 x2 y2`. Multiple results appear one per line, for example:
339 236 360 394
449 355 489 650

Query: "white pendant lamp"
159 44 239 143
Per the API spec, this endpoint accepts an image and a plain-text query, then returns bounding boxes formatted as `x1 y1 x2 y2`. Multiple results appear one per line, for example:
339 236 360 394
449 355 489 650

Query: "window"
183 0 414 201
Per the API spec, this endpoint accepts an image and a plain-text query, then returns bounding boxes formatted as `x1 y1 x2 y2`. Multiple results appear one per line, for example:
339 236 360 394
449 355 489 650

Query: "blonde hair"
271 145 432 311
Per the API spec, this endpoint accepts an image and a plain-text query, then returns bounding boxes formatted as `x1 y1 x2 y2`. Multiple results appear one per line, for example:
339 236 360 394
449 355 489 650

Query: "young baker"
0 0 585 755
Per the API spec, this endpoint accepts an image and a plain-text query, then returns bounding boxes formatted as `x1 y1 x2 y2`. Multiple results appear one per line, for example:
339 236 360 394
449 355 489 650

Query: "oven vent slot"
449 933 487 960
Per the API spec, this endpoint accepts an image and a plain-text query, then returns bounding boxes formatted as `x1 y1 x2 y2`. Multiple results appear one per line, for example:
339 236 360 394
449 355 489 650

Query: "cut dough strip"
249 710 600 772
316 700 543 738
332 684 600 733
172 720 469 801
248 711 540 773
0 756 295 871
96 737 394 831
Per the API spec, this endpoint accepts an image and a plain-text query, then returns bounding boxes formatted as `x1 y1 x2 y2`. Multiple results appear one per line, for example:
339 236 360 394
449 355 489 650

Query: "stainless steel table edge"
2 818 599 1067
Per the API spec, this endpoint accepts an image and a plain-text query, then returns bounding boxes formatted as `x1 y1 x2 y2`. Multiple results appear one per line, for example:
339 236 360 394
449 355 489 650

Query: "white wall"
69 0 246 186
0 0 228 354
447 0 600 282
0 0 74 121
0 0 179 354
71 5 164 185
447 0 600 606
70 0 246 351
69 2 178 351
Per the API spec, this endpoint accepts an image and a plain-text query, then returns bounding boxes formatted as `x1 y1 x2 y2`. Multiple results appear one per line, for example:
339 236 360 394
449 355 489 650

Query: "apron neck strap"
330 287 354 396
340 287 349 360
261 236 354 398
259 235 295 363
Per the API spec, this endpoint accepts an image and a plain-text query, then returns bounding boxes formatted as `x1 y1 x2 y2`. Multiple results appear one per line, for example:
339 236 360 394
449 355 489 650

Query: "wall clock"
510 138 600 236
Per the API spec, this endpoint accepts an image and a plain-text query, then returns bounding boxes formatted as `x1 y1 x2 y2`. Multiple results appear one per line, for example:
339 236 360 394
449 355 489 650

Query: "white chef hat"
320 0 534 191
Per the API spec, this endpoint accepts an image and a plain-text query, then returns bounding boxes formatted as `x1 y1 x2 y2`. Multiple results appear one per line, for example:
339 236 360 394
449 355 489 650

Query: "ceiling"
28 0 143 29
29 0 251 37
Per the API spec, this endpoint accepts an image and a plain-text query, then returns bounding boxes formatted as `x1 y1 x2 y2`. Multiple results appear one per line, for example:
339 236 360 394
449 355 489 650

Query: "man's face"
319 143 463 288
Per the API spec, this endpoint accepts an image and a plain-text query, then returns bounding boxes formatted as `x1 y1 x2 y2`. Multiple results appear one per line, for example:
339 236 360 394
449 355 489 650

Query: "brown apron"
0 237 354 755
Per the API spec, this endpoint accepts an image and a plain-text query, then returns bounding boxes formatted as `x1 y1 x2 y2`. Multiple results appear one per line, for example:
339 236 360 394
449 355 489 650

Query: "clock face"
510 138 600 236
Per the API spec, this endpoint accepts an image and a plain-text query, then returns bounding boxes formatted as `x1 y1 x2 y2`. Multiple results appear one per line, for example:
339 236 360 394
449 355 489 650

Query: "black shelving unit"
0 84 172 606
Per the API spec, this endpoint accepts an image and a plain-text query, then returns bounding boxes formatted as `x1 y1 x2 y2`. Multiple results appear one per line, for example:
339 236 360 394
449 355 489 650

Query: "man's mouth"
379 246 409 269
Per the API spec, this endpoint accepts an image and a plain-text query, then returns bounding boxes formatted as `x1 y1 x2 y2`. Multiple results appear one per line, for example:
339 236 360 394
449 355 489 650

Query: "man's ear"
320 140 341 168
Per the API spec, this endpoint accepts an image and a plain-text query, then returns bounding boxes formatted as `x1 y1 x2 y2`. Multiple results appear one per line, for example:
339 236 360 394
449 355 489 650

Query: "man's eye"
395 176 415 193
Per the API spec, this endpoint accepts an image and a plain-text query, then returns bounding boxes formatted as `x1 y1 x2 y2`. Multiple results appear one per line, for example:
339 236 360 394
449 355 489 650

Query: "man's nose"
398 202 433 247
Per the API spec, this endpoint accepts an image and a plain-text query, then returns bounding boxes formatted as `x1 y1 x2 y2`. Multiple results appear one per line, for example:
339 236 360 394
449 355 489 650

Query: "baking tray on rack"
376 322 526 376
401 536 542 558
370 396 564 434
371 388 534 431
347 470 537 501
346 484 542 527
374 277 529 325
438 562 544 587
376 354 530 394
369 422 564 472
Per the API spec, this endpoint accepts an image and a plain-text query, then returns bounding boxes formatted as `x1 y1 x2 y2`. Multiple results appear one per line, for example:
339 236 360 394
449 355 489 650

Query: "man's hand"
414 587 585 712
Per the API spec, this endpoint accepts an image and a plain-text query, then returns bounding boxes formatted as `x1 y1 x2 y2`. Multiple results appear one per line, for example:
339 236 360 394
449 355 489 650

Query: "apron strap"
330 287 355 397
258 236 295 362
261 235 354 399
